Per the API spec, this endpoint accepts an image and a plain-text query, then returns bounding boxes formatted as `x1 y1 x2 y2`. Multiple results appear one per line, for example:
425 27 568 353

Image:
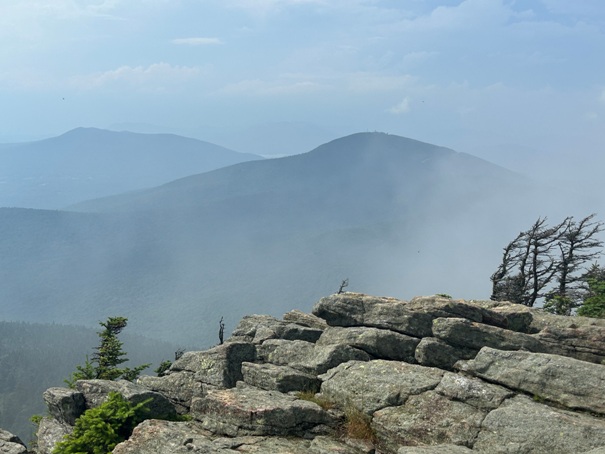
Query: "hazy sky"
1 0 604 173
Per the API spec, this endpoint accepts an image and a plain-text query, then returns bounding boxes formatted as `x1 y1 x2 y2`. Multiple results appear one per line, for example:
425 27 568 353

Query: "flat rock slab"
534 325 605 364
312 294 515 338
397 446 473 453
457 347 605 414
169 342 256 388
230 314 323 344
115 421 368 454
283 309 329 330
190 382 335 437
113 420 222 454
414 337 477 370
319 360 444 415
435 372 513 411
242 362 321 393
312 293 434 337
372 391 485 453
257 339 370 375
432 317 547 352
317 326 419 362
137 371 205 411
473 396 605 454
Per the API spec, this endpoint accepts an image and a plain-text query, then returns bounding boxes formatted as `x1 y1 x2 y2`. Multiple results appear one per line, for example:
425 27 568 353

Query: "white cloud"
172 37 223 46
388 97 410 115
346 73 416 93
72 63 202 90
600 88 605 104
219 78 321 96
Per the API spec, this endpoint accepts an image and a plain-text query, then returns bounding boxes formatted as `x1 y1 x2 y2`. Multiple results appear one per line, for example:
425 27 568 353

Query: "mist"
3 131 601 349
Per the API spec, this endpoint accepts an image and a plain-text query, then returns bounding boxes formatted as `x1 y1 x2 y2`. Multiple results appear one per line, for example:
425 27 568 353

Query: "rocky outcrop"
0 429 28 454
26 292 605 453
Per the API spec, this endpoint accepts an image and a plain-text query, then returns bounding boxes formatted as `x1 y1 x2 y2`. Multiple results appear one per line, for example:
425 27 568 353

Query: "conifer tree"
66 317 149 387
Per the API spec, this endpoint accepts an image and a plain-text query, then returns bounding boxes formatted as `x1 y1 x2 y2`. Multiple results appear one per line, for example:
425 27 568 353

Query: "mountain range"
0 127 261 209
0 131 589 347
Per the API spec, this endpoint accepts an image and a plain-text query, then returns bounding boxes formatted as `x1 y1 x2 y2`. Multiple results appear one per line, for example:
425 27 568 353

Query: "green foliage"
30 414 44 426
53 392 151 454
66 317 150 388
154 360 172 377
543 294 575 316
578 276 605 318
436 293 452 299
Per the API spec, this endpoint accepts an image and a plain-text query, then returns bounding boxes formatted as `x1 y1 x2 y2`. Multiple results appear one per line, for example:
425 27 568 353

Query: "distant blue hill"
0 127 262 209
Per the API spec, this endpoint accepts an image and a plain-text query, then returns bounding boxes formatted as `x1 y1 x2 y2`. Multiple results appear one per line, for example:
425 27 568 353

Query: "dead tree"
337 278 349 294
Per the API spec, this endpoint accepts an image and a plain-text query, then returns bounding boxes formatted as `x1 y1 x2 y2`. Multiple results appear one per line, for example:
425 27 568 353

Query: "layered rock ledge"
21 293 605 453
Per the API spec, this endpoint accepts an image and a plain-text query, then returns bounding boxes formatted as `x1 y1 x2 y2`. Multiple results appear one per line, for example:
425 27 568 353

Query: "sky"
1 0 604 176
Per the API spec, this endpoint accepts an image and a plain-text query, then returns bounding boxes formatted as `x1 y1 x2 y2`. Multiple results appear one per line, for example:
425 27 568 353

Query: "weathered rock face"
190 382 337 437
0 429 28 454
319 360 444 415
317 326 419 362
241 362 321 393
457 347 605 414
42 387 86 426
472 396 605 454
25 293 605 454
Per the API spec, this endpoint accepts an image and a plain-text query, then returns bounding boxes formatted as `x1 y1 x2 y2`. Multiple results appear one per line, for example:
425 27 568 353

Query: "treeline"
0 320 177 444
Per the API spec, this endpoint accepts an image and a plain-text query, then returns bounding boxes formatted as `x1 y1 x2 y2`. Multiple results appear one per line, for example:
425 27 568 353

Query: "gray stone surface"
319 360 444 415
432 317 548 352
317 326 419 362
312 293 434 337
42 387 86 425
257 339 370 375
0 429 28 454
372 391 485 453
414 337 477 370
473 396 605 454
435 372 513 411
190 382 336 437
35 417 72 454
112 419 224 454
534 324 605 364
230 314 323 344
137 371 205 412
74 379 176 419
241 362 321 393
397 446 473 454
282 309 329 330
169 342 256 388
457 347 605 414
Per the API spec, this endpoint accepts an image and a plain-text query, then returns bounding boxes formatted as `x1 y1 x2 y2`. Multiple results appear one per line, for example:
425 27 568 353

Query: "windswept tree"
491 217 568 307
491 215 603 313
544 215 604 314
66 317 150 387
